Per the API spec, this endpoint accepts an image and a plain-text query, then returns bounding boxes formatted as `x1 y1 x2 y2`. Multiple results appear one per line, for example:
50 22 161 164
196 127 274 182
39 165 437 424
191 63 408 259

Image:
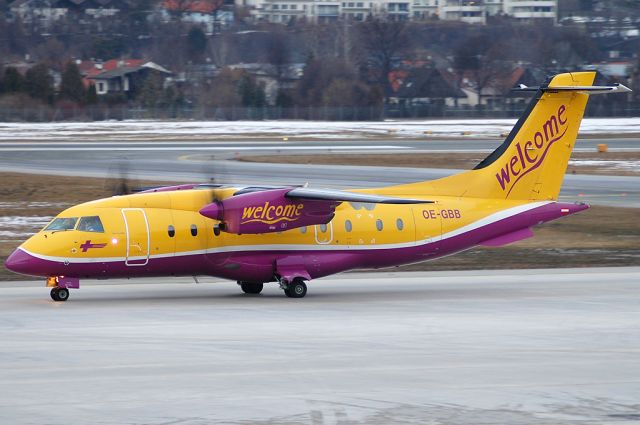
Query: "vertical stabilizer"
390 72 624 201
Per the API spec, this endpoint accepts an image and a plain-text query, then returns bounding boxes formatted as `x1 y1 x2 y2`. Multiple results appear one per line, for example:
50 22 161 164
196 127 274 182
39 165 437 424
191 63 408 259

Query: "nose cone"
5 249 38 276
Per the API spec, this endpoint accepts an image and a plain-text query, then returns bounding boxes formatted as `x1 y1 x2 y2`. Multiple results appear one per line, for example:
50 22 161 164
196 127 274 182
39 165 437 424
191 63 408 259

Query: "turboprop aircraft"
5 72 631 301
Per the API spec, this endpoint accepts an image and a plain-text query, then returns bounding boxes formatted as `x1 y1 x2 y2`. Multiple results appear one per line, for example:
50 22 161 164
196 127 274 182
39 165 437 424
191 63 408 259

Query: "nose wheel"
50 287 70 302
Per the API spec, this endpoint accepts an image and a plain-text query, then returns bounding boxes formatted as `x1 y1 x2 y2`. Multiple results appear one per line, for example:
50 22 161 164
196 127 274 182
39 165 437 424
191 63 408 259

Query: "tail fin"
396 72 630 201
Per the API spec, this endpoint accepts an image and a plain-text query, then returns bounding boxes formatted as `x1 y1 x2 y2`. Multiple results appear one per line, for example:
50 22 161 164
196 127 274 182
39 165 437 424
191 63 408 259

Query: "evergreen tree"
186 26 207 62
24 64 54 104
86 84 98 105
138 74 165 108
3 67 24 93
238 75 266 107
60 62 85 103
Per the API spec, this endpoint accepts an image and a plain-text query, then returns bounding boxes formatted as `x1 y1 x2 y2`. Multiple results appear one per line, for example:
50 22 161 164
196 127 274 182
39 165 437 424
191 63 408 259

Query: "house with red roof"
78 59 172 98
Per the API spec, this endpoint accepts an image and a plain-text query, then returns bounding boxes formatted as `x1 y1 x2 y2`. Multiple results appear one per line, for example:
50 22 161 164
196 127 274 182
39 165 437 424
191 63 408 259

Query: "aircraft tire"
240 282 263 294
287 279 307 299
50 287 69 302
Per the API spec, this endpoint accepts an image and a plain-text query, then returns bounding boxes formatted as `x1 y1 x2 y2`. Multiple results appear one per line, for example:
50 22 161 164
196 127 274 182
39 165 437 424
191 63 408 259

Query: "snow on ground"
569 159 640 172
0 215 52 242
0 117 639 141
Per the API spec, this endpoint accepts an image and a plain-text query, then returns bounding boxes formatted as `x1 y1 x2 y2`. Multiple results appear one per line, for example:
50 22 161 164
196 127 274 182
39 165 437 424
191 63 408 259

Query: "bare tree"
453 34 512 107
266 29 289 83
358 19 408 97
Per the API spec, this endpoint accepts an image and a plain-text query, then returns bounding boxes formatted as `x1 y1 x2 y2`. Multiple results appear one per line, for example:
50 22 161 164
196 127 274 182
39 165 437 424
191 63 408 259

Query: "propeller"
106 158 137 196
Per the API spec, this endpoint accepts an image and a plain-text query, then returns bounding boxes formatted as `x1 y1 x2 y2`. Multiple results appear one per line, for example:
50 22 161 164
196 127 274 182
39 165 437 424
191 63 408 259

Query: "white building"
243 0 557 24
440 0 486 24
503 0 556 21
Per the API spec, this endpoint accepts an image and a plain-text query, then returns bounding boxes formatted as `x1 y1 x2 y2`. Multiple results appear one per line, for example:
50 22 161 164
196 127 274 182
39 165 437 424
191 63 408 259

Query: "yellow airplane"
5 72 631 301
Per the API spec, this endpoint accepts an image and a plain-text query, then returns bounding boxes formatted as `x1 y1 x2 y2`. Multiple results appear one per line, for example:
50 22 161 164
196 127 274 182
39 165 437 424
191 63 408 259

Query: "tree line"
0 62 96 106
0 3 639 116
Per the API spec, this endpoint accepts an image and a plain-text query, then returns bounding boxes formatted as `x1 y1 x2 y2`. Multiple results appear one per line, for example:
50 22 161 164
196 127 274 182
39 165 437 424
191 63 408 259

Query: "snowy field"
0 117 639 141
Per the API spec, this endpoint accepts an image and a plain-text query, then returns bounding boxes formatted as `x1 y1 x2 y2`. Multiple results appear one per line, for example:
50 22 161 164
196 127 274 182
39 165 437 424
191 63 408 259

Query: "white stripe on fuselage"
20 201 552 264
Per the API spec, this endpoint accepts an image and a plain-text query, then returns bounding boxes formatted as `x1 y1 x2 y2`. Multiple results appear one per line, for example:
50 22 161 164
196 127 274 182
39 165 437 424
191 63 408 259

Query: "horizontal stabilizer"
286 188 433 204
514 83 631 95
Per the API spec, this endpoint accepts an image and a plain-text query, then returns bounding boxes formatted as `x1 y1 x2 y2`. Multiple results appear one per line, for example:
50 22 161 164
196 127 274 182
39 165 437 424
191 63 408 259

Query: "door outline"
122 208 150 266
314 222 333 245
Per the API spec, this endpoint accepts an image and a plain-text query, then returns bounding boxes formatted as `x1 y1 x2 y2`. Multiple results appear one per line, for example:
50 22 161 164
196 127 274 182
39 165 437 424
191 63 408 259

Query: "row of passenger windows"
167 224 220 238
168 218 405 238
344 218 404 232
300 218 404 233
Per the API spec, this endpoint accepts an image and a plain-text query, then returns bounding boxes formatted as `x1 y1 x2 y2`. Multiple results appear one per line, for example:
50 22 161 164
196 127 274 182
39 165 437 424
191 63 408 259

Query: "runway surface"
1 138 639 207
1 268 639 424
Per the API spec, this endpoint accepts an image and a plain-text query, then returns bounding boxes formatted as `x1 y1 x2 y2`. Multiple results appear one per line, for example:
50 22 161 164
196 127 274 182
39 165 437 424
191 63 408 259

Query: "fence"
0 102 638 122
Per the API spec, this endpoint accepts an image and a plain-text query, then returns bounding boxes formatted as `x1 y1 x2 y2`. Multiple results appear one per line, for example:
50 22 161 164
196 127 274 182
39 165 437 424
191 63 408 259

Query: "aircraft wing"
200 186 432 234
285 187 433 204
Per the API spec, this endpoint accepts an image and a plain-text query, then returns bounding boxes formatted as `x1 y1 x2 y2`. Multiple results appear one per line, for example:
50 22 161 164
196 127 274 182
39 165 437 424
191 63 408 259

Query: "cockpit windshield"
44 217 78 231
76 216 105 233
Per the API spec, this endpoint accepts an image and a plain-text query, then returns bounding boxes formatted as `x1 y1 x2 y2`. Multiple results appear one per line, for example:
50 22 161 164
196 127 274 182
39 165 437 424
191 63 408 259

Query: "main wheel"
50 287 69 302
240 282 263 294
287 279 307 299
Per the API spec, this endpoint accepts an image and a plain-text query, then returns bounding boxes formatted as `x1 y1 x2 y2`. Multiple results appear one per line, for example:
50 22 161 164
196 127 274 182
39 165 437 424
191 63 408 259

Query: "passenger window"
319 224 327 233
213 226 220 236
76 216 105 233
345 220 352 232
396 218 404 231
300 226 307 234
168 225 175 237
376 219 383 231
190 224 198 236
44 217 78 231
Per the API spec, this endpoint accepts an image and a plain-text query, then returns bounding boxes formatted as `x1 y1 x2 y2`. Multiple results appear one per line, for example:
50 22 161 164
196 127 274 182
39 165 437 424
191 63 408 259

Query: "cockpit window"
44 217 78 231
76 216 105 233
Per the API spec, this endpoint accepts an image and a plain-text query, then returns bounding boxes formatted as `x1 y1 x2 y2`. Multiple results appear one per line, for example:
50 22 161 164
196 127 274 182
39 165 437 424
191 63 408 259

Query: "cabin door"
122 208 150 266
314 222 333 245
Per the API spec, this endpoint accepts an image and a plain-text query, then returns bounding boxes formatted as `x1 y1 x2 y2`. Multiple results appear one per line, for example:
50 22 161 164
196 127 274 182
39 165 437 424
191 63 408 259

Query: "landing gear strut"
50 287 70 302
239 281 264 294
284 278 307 298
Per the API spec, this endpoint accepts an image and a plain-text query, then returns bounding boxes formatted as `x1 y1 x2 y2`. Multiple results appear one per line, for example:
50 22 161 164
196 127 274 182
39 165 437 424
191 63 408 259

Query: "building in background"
242 0 558 23
79 59 172 98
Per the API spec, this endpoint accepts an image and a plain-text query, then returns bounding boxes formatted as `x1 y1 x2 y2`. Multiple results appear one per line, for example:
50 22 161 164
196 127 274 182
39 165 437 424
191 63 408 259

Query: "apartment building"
245 0 557 24
503 0 556 21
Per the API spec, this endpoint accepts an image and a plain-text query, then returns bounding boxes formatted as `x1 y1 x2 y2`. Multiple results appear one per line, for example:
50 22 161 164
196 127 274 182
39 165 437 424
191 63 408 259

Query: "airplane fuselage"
8 188 586 283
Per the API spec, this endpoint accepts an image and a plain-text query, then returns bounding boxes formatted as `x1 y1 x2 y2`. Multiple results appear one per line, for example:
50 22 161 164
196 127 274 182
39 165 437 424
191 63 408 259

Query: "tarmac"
1 267 639 424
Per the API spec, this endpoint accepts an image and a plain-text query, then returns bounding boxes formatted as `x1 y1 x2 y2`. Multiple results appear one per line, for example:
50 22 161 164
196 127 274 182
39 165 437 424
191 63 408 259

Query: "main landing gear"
238 281 264 294
283 278 307 299
238 278 308 298
50 287 70 302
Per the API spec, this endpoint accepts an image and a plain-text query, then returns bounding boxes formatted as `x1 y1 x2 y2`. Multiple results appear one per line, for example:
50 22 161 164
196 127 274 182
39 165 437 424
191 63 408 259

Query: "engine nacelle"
199 188 339 234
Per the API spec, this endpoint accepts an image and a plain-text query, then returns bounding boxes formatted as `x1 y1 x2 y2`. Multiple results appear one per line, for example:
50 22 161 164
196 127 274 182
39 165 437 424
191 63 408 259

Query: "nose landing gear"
46 276 79 302
50 287 70 302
